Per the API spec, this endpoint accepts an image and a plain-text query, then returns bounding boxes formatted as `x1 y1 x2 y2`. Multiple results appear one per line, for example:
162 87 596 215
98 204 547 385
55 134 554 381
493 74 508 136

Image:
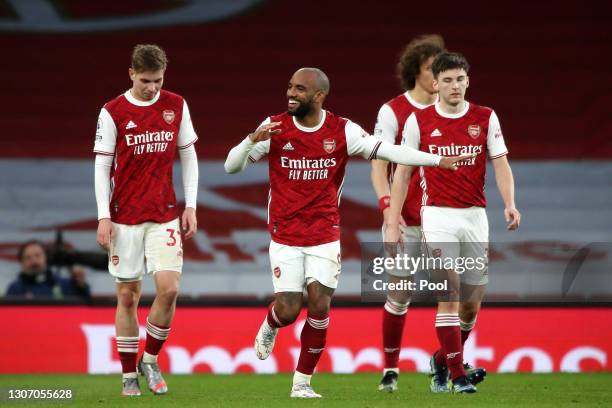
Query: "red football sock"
296 312 329 375
116 336 139 373
382 299 408 369
434 347 446 366
461 329 471 346
145 319 170 356
435 313 465 380
266 302 285 329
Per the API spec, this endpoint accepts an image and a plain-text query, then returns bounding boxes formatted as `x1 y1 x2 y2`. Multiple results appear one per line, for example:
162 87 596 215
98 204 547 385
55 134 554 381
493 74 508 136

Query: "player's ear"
315 90 326 104
433 79 439 92
128 68 135 81
465 76 469 89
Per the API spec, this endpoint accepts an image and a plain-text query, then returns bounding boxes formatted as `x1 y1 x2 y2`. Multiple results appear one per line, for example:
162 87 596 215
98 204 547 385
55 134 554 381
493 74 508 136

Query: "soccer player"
94 44 199 396
224 67 472 398
385 52 521 393
370 34 445 392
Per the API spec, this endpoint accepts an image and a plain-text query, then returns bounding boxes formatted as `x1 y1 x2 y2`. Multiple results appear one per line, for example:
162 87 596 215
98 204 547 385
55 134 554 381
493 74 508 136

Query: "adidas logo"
431 129 442 137
125 120 137 130
282 142 294 151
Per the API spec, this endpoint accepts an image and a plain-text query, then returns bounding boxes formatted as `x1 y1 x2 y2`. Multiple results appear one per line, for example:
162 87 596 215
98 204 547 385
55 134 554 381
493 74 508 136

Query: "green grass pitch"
1 373 611 407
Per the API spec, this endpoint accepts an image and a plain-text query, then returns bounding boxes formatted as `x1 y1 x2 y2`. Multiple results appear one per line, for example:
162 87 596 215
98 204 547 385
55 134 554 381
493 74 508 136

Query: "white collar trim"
435 101 470 118
292 110 326 132
404 91 435 110
124 89 160 106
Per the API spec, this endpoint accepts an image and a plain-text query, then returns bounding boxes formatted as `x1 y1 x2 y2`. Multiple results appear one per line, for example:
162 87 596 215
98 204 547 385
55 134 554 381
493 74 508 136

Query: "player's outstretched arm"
492 155 521 230
346 121 471 170
376 142 474 170
94 154 114 251
224 122 281 174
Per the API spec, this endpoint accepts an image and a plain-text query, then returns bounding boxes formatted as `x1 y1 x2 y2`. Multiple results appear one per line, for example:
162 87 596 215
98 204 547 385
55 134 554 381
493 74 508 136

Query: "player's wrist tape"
378 195 391 211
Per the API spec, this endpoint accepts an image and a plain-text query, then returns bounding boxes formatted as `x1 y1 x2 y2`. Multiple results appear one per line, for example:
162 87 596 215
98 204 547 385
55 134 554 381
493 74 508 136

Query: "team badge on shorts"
323 138 336 153
468 124 481 138
112 255 120 265
162 110 175 124
432 248 442 257
273 266 281 278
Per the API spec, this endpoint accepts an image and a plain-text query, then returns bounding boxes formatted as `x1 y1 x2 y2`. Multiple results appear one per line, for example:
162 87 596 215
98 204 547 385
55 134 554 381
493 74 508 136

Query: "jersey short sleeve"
373 104 398 144
248 117 272 162
487 111 509 159
346 120 381 160
401 113 421 150
93 108 117 155
177 99 198 149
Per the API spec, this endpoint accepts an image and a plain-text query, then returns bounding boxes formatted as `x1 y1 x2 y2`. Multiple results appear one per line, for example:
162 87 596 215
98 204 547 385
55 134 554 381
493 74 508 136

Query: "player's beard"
288 97 314 118
23 264 45 276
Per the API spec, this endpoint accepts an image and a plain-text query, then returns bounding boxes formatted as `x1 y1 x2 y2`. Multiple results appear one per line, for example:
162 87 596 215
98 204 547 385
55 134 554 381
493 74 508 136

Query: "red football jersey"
94 89 198 224
374 92 433 225
248 110 379 246
404 102 508 208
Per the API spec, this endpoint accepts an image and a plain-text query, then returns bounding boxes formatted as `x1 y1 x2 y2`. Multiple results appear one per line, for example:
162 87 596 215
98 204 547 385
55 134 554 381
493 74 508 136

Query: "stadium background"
1 0 611 377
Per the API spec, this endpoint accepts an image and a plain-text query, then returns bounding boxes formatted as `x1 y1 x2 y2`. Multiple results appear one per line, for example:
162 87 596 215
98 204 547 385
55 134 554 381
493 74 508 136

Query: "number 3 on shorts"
166 228 177 246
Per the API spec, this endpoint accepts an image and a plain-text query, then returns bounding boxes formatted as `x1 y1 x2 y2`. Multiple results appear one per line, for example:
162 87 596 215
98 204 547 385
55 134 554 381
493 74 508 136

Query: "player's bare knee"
307 296 331 316
157 284 179 305
117 288 139 310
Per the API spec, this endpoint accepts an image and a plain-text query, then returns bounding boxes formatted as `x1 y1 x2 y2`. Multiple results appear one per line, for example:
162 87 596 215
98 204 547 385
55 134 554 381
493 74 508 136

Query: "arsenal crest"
274 266 281 278
468 124 481 138
162 110 175 124
323 138 336 153
111 255 120 266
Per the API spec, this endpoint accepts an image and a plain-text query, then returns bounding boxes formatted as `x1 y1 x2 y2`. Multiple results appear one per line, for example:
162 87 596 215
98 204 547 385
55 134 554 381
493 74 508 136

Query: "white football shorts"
421 206 489 285
109 218 183 282
269 239 341 292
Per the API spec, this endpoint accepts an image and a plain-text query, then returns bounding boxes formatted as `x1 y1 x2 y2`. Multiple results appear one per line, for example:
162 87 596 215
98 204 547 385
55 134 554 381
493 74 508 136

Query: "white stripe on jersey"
337 176 345 207
267 188 271 224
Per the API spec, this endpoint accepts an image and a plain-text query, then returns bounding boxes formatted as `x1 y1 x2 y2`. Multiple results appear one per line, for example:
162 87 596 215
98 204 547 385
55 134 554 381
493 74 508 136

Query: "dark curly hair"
432 52 470 78
397 34 446 91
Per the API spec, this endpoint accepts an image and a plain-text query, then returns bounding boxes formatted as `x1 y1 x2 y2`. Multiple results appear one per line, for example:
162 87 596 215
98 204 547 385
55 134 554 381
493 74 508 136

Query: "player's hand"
384 223 404 256
399 215 407 227
504 207 521 230
248 122 282 143
96 218 114 252
182 207 197 240
438 153 476 171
